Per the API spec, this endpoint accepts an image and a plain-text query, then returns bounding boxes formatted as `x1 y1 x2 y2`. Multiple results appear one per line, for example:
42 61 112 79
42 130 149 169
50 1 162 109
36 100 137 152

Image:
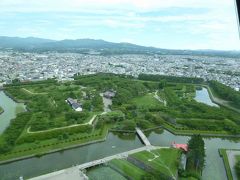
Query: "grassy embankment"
0 125 109 163
0 106 3 114
219 149 233 180
108 148 181 179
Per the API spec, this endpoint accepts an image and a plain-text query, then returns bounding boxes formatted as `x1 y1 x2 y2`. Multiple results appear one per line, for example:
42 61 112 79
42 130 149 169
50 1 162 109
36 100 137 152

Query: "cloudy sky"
0 0 239 50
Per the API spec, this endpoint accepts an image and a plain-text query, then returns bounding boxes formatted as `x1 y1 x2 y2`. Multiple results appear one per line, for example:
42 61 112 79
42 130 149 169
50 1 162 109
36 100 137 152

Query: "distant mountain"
0 36 239 58
0 36 55 49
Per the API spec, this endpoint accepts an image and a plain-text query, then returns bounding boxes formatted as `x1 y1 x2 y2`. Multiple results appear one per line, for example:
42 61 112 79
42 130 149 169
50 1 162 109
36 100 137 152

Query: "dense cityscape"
0 51 239 90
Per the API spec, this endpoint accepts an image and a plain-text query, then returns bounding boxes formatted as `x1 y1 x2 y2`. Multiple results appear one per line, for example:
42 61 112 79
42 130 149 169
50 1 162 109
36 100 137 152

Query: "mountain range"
0 36 239 57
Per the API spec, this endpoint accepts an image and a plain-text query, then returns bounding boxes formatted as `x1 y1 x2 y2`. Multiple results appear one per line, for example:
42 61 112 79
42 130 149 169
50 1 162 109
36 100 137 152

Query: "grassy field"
130 148 181 178
110 159 148 180
131 93 161 108
219 149 233 180
87 166 127 180
87 148 182 180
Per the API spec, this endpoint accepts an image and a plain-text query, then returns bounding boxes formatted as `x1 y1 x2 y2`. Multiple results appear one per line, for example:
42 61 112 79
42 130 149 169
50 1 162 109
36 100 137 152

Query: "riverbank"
2 90 26 104
219 149 240 180
1 123 239 165
0 127 109 165
204 85 240 113
0 107 4 115
163 123 240 138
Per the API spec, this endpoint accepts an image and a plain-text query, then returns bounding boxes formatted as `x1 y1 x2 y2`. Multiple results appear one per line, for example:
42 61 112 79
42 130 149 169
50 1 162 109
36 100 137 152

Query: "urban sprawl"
0 51 239 91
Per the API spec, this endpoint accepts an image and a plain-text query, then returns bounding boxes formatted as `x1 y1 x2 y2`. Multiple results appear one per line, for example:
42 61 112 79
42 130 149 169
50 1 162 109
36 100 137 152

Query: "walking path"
153 90 167 106
135 127 151 146
22 88 48 95
30 166 88 180
30 145 168 180
27 115 98 134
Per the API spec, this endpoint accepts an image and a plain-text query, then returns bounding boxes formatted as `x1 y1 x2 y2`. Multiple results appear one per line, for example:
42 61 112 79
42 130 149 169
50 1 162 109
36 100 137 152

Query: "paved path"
30 166 88 180
135 127 151 146
154 90 167 106
226 150 240 180
100 93 112 113
30 145 168 180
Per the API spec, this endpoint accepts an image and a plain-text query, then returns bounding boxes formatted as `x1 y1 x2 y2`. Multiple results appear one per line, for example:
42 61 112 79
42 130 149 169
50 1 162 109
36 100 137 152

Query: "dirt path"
154 90 167 107
22 88 48 95
27 114 98 134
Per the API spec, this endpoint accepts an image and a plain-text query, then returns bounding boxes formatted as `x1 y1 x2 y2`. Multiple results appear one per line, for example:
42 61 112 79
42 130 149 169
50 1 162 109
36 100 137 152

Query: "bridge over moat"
29 128 160 180
135 127 151 146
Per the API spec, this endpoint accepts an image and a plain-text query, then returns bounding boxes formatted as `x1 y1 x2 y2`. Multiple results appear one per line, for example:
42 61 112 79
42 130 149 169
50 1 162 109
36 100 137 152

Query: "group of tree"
209 80 240 108
138 74 204 84
235 160 240 178
0 112 32 153
187 135 206 175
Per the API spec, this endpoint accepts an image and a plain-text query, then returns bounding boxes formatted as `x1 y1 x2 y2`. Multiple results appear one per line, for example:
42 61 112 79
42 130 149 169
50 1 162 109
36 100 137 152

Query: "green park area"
0 73 239 162
87 148 181 180
236 155 240 180
0 106 3 114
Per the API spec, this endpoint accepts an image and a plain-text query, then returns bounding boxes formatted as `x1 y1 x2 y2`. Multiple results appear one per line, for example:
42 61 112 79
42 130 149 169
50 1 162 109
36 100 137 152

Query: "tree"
235 160 240 178
187 135 206 173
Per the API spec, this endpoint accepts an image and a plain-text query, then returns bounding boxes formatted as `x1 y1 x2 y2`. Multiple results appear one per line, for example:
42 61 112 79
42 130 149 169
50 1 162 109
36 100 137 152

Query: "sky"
0 0 239 50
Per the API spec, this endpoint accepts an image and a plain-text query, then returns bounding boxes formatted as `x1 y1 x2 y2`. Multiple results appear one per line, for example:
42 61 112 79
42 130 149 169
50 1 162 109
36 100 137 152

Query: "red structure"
172 142 188 152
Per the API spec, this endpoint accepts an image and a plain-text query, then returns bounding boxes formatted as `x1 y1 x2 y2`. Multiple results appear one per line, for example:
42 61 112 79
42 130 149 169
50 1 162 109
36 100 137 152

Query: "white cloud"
0 0 233 12
0 0 238 50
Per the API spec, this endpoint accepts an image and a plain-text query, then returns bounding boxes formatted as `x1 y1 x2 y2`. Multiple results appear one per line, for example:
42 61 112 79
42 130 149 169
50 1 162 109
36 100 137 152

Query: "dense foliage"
0 113 32 153
209 80 240 108
138 74 204 84
235 160 240 178
187 135 206 173
1 73 240 160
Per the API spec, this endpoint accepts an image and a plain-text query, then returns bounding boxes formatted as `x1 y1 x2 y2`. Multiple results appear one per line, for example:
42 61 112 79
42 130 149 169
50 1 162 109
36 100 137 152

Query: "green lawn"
131 94 160 108
0 106 3 114
219 149 233 180
130 148 181 178
236 155 240 161
87 166 127 180
110 159 148 180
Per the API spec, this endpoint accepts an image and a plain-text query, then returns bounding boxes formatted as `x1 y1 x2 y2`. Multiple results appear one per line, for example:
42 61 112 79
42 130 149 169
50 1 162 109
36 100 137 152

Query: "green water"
0 91 26 134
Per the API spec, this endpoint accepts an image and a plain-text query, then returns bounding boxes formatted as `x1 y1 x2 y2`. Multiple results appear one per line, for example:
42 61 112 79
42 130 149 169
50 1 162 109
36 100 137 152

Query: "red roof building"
172 142 188 152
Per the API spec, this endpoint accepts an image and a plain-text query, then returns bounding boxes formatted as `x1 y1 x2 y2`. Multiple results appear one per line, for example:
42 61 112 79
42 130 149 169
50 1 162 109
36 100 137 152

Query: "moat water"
0 91 26 134
194 87 219 107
